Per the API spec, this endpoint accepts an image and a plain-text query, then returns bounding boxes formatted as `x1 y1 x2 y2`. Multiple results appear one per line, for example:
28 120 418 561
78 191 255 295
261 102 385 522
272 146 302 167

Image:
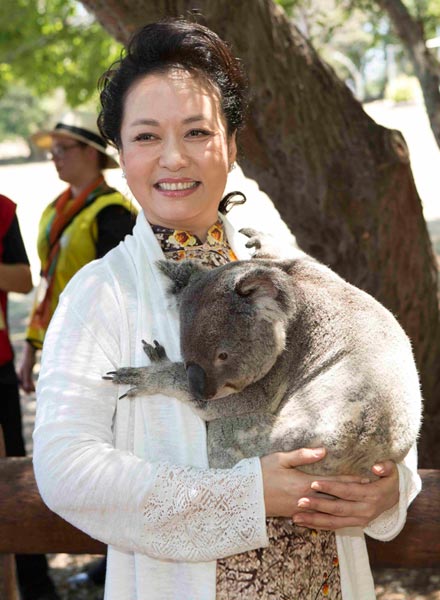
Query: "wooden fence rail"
0 454 438 597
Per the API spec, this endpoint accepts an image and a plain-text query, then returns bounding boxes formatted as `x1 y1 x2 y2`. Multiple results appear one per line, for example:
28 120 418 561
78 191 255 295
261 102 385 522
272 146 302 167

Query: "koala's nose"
186 363 206 400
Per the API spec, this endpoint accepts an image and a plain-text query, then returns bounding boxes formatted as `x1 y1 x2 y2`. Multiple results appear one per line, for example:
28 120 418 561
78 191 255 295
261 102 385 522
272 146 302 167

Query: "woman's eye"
217 352 228 361
134 133 156 142
186 129 210 138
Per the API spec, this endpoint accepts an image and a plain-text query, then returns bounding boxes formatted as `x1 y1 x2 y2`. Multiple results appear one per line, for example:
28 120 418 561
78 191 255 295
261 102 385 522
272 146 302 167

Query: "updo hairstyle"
98 19 248 149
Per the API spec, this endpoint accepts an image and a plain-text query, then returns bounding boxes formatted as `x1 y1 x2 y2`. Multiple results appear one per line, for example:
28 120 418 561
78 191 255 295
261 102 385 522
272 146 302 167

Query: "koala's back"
207 258 422 475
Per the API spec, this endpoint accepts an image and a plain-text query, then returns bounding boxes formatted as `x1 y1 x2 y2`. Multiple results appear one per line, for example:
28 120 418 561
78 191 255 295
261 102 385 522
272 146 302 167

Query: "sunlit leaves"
0 0 122 106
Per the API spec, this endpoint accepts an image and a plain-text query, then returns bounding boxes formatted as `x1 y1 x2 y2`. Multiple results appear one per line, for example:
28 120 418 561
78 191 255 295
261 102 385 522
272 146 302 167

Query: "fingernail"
312 448 325 457
361 478 371 484
297 499 309 508
293 516 304 524
311 482 321 491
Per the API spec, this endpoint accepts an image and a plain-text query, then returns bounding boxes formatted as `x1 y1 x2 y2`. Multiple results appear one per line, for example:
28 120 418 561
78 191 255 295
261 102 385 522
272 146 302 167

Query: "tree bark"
80 0 440 467
376 0 440 149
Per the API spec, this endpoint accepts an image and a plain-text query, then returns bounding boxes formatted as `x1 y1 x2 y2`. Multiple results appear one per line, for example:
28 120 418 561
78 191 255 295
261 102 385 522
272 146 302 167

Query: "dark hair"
98 19 248 149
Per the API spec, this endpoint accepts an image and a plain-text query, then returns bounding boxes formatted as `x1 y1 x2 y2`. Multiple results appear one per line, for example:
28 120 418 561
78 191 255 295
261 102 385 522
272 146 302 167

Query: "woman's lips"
154 179 200 197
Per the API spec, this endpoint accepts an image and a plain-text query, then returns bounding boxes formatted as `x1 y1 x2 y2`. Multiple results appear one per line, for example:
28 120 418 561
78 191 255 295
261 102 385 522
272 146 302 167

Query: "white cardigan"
33 212 421 599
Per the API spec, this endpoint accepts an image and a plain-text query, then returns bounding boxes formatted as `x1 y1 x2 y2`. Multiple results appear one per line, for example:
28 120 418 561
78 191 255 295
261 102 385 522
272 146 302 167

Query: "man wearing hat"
19 110 136 393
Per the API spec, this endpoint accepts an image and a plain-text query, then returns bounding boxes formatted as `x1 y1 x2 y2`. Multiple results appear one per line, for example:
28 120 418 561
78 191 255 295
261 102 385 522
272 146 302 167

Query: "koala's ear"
235 268 279 299
156 259 207 296
234 266 293 321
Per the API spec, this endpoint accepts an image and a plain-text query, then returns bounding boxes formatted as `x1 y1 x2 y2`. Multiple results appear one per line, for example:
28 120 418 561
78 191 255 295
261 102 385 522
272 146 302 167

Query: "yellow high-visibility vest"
26 190 135 348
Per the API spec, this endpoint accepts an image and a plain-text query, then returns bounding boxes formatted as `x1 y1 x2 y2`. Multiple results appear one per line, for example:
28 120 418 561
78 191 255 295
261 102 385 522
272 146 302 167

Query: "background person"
0 193 59 600
19 111 137 393
32 20 421 600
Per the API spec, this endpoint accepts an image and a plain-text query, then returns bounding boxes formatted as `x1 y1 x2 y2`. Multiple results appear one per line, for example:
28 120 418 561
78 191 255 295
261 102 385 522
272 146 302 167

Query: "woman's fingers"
279 447 327 468
280 450 369 484
292 461 400 530
371 460 396 477
293 490 373 529
309 479 376 502
293 511 370 530
296 494 374 520
261 450 399 524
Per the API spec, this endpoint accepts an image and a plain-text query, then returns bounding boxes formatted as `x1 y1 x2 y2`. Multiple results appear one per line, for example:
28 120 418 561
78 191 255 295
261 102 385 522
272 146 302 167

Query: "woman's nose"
158 138 189 170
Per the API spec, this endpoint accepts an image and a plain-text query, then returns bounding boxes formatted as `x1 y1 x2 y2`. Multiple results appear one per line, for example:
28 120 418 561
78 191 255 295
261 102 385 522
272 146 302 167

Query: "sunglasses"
47 142 83 160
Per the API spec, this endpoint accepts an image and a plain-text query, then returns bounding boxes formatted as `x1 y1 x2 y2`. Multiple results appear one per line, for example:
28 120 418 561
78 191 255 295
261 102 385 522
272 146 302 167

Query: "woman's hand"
18 342 37 394
292 460 400 530
260 448 366 518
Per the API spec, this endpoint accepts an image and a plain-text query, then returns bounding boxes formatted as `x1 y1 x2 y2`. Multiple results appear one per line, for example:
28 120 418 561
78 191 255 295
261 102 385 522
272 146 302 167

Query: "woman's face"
119 70 237 240
50 137 97 186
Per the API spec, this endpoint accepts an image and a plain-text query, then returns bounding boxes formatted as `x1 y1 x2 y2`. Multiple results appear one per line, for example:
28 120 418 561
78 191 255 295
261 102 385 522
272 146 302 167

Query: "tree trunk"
376 0 440 149
80 0 440 467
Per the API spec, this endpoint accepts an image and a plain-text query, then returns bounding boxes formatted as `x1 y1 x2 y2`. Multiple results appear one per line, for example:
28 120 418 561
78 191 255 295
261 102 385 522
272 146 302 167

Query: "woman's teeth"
157 181 198 191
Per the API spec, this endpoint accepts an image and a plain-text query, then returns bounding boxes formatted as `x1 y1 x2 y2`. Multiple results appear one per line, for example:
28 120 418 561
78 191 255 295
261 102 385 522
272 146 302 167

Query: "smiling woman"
32 18 420 600
118 70 237 239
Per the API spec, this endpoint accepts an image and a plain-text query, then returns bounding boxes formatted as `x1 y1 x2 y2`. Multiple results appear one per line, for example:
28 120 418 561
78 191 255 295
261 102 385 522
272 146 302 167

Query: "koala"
106 232 422 475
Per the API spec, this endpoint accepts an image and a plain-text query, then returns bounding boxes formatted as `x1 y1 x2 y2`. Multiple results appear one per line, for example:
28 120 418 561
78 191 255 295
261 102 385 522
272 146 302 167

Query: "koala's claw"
102 372 116 380
103 367 139 384
142 339 168 362
239 228 262 250
240 227 259 239
119 387 138 400
103 368 143 399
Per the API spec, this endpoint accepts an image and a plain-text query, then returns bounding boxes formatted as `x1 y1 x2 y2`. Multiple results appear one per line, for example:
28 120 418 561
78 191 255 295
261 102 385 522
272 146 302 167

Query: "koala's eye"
217 352 229 361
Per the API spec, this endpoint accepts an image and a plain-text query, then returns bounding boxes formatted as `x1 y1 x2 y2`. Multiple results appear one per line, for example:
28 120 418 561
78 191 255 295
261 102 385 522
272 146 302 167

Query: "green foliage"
276 0 300 11
341 0 440 40
0 83 51 140
393 0 440 39
275 0 388 99
274 0 438 101
0 0 122 107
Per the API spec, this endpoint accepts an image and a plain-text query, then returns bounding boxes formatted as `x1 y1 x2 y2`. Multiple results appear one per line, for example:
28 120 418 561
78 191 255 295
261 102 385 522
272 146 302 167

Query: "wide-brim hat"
30 110 119 169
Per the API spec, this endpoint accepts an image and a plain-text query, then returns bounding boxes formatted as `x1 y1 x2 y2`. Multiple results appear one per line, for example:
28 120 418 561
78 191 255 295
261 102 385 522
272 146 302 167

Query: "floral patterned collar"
151 220 237 268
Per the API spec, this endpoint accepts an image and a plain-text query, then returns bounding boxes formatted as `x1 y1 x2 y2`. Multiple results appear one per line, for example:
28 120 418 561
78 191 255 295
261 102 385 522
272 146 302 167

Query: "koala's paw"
240 228 278 259
102 367 142 399
240 228 262 249
142 339 168 362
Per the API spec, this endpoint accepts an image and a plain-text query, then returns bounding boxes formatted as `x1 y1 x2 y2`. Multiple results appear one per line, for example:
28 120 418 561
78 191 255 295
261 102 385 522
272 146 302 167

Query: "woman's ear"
119 150 126 173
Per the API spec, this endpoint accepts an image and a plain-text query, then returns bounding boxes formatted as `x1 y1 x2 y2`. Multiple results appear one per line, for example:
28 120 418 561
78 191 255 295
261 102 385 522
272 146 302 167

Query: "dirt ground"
44 553 440 599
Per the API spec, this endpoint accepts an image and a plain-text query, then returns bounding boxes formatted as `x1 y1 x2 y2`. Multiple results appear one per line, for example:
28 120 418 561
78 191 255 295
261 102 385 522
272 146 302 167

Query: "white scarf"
109 211 253 599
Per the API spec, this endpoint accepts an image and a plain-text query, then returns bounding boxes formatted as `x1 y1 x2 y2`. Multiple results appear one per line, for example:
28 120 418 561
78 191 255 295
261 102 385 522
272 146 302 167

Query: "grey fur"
107 232 422 474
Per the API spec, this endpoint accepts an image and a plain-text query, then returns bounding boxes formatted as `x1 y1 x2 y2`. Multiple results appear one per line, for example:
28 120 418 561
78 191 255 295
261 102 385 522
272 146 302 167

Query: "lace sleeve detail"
142 457 269 561
364 446 421 541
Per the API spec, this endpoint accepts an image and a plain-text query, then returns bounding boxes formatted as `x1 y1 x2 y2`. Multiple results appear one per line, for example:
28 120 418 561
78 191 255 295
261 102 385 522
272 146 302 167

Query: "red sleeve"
0 195 17 261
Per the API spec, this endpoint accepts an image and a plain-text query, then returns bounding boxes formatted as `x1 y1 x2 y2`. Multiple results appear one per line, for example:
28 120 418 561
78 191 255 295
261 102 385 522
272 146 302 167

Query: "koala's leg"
207 413 278 468
103 339 191 402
